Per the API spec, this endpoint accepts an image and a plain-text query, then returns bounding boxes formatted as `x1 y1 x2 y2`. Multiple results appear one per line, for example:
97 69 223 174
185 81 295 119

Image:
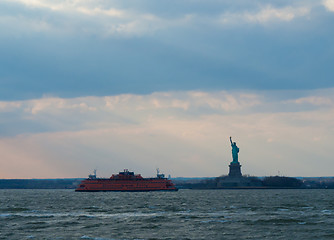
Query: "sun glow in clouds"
1 89 334 178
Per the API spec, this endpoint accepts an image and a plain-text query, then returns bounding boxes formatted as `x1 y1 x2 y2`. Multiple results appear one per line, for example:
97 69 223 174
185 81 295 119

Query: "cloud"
0 101 22 112
9 0 64 11
9 0 124 17
323 0 334 12
293 96 333 106
1 89 334 178
4 91 262 122
24 97 97 115
245 6 310 23
187 92 261 111
220 6 310 25
2 0 192 37
1 0 317 37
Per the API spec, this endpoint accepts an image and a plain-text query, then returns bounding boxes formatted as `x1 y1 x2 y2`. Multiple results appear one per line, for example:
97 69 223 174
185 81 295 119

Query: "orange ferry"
75 169 178 192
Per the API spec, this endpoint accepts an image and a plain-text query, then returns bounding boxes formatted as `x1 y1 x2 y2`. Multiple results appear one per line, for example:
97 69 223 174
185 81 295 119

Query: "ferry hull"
75 170 178 192
75 188 178 192
75 180 178 192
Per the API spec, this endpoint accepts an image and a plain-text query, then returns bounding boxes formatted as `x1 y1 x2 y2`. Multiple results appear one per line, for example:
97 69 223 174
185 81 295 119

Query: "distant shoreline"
0 176 334 189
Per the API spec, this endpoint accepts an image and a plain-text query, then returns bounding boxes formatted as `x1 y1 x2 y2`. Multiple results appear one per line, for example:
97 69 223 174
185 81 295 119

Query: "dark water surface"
1 189 334 239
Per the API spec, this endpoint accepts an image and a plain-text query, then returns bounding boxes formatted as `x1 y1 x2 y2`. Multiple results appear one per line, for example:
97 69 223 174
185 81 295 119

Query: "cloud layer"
1 0 334 100
1 89 334 178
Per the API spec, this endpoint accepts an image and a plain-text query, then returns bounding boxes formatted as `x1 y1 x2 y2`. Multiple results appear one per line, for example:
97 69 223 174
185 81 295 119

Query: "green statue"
230 136 239 163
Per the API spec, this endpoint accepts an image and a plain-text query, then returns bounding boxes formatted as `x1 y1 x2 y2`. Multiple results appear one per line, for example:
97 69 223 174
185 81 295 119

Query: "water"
1 189 334 239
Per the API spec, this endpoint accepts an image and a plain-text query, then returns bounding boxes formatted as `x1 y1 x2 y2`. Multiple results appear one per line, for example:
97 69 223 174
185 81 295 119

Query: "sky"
1 0 334 178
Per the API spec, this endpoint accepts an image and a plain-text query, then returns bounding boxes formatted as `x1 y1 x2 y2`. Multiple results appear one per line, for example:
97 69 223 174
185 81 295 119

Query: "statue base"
228 162 242 178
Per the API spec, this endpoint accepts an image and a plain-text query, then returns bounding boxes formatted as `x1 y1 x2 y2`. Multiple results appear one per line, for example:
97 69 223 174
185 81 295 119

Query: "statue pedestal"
228 162 242 178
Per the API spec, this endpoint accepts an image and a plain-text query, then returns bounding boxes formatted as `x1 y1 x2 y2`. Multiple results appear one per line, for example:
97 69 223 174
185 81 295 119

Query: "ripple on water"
0 213 12 218
80 236 132 240
0 207 30 212
321 209 333 215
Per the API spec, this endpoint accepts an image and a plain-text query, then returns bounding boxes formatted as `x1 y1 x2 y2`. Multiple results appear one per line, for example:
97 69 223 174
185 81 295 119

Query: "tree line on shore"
174 176 334 189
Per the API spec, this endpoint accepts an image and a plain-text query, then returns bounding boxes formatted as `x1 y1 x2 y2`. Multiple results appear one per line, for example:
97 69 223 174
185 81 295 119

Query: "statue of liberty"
230 136 239 163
